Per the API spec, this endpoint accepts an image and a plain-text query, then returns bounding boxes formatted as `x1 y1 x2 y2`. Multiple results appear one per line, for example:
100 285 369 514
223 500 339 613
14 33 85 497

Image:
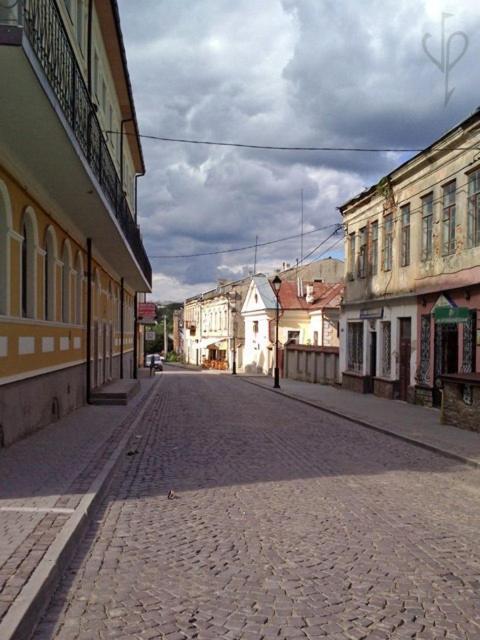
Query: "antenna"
253 235 258 275
300 189 304 265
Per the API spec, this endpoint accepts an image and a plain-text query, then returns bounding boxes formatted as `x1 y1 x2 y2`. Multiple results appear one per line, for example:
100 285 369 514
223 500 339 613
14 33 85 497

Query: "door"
399 318 411 401
93 321 99 388
433 322 458 406
369 331 377 378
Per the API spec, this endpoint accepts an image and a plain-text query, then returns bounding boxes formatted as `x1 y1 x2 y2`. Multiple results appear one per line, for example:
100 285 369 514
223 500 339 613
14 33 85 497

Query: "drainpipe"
86 239 92 402
120 277 124 379
87 0 93 95
133 292 138 379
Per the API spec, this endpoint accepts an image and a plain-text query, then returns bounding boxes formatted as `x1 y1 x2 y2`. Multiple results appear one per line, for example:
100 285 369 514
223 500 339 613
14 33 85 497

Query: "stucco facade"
0 1 150 444
340 107 480 410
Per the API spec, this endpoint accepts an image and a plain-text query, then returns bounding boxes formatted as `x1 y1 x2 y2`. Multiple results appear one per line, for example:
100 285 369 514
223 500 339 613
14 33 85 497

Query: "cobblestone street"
34 371 480 639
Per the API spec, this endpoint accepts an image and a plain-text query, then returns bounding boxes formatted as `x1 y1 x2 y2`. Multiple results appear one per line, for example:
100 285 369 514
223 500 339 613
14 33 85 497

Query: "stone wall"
342 372 372 394
442 381 480 432
415 385 433 407
373 377 397 400
284 346 339 385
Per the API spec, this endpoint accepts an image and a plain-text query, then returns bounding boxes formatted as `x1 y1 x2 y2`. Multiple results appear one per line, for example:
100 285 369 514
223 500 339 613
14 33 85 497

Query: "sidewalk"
0 374 160 640
242 376 480 468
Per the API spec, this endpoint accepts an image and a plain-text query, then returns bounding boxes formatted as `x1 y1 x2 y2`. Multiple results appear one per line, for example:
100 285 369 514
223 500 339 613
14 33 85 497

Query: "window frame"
382 213 393 272
370 220 378 276
400 203 410 267
442 180 456 255
421 192 434 261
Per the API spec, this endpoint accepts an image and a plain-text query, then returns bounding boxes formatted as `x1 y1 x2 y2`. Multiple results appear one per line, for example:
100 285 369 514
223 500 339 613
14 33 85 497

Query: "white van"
145 354 163 371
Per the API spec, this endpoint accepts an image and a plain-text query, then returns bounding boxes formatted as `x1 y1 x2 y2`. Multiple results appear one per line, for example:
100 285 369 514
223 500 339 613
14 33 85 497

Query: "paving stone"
26 374 480 639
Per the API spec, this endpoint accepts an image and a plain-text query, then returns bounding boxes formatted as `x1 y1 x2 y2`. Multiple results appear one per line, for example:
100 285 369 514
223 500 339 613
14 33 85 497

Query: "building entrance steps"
241 376 480 468
0 375 160 640
89 379 140 405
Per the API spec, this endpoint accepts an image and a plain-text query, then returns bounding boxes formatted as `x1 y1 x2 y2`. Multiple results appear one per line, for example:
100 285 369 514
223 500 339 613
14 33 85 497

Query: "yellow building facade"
0 0 151 445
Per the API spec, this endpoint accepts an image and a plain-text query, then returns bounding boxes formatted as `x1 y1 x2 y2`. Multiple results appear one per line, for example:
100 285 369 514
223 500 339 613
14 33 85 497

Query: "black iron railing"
0 0 152 286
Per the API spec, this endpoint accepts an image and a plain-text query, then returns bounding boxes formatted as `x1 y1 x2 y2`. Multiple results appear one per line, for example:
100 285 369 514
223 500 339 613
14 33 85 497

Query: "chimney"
305 284 314 304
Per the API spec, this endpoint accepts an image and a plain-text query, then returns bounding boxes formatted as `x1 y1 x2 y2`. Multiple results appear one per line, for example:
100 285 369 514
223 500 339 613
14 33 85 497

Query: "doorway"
369 331 377 378
433 322 458 406
399 318 411 401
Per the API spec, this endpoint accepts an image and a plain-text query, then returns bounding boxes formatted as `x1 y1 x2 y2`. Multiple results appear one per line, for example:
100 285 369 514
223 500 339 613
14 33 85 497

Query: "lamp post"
231 307 237 375
272 275 281 389
229 292 237 375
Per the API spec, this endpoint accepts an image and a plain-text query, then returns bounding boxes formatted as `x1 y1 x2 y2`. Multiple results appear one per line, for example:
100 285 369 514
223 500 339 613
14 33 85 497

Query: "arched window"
75 252 84 325
44 226 57 321
61 240 72 323
0 180 12 316
20 207 38 319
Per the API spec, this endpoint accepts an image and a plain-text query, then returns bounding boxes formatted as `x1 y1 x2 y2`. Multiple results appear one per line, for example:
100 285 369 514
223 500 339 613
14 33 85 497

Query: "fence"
284 345 340 385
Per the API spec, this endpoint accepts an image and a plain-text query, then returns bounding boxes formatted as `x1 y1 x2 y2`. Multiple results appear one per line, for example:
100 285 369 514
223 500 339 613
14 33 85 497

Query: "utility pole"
163 314 167 356
300 188 304 265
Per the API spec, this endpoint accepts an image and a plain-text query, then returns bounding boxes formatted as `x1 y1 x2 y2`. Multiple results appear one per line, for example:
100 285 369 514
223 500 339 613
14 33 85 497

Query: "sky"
117 0 480 302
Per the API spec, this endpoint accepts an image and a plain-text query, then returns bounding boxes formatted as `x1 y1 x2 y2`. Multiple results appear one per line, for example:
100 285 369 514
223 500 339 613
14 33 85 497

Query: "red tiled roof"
272 281 344 310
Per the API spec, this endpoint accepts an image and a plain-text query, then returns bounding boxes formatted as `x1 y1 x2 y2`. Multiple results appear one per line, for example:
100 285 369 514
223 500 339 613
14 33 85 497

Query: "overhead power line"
148 223 341 259
106 130 480 154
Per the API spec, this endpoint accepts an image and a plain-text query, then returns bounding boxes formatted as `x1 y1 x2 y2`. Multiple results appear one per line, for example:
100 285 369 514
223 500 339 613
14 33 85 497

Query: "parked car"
145 354 163 371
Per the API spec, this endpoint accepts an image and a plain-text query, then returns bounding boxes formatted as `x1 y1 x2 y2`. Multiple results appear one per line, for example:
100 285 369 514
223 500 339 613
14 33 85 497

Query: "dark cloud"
118 0 479 300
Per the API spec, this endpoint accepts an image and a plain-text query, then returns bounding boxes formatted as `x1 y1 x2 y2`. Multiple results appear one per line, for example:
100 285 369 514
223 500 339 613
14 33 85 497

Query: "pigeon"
167 489 179 500
126 449 139 456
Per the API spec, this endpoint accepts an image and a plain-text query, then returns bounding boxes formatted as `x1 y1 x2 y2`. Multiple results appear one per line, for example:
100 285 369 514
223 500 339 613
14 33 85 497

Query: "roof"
276 281 344 311
339 106 480 214
253 275 278 309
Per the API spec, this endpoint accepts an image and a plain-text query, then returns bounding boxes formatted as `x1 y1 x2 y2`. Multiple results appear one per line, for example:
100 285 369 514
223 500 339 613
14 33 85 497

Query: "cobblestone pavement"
34 372 480 639
0 376 158 625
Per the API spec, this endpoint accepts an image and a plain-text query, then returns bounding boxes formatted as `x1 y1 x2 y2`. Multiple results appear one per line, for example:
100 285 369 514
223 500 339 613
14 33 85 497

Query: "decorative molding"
0 336 7 357
0 359 85 386
18 336 35 355
60 337 70 351
41 336 55 353
8 229 24 243
0 315 84 329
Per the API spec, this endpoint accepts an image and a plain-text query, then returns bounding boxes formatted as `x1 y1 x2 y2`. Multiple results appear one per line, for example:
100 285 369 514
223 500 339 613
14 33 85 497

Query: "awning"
207 340 228 350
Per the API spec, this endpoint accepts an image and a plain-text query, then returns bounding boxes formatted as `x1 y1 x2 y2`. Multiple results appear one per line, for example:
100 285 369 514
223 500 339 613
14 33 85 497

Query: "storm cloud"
118 0 480 300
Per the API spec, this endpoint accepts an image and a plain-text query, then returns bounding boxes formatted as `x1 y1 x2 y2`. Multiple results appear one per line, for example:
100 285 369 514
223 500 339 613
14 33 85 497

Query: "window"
44 227 57 321
421 192 433 260
287 330 300 344
253 320 258 334
313 331 319 346
382 213 393 271
20 208 37 319
93 51 99 98
75 252 83 324
21 223 27 317
357 227 367 278
400 204 410 267
370 221 378 275
467 169 480 247
62 242 72 323
348 232 356 277
0 181 12 316
381 322 391 377
76 0 84 51
347 322 363 373
64 0 73 17
442 181 456 255
101 80 107 114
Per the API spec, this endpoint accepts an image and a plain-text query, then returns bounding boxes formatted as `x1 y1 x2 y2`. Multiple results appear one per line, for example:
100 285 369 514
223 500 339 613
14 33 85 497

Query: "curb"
0 377 162 640
241 377 480 471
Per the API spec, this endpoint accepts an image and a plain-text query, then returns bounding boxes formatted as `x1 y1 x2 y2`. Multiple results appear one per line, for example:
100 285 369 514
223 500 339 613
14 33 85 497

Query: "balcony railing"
0 0 152 286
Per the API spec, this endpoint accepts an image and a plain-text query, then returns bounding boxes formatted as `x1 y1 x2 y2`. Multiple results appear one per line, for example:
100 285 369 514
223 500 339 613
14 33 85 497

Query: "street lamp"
272 275 281 389
229 292 237 375
231 307 237 375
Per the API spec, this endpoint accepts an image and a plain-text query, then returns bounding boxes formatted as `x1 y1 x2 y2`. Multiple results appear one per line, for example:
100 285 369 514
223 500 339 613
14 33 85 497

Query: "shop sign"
145 331 156 342
138 302 156 324
434 306 470 323
359 308 383 320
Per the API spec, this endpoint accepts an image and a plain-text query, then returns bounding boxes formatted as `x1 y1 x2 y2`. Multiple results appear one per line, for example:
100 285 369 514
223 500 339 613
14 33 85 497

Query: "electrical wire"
106 130 480 154
148 223 340 259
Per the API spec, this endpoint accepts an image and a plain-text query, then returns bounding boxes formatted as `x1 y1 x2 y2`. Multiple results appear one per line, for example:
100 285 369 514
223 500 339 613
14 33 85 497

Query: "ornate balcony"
0 0 152 288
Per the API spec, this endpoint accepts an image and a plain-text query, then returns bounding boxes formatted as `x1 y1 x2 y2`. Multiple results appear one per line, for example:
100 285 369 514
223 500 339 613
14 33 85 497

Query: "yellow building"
0 1 151 445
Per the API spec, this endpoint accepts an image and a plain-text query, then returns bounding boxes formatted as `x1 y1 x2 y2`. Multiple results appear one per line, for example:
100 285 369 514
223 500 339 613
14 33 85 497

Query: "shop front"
415 291 479 408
